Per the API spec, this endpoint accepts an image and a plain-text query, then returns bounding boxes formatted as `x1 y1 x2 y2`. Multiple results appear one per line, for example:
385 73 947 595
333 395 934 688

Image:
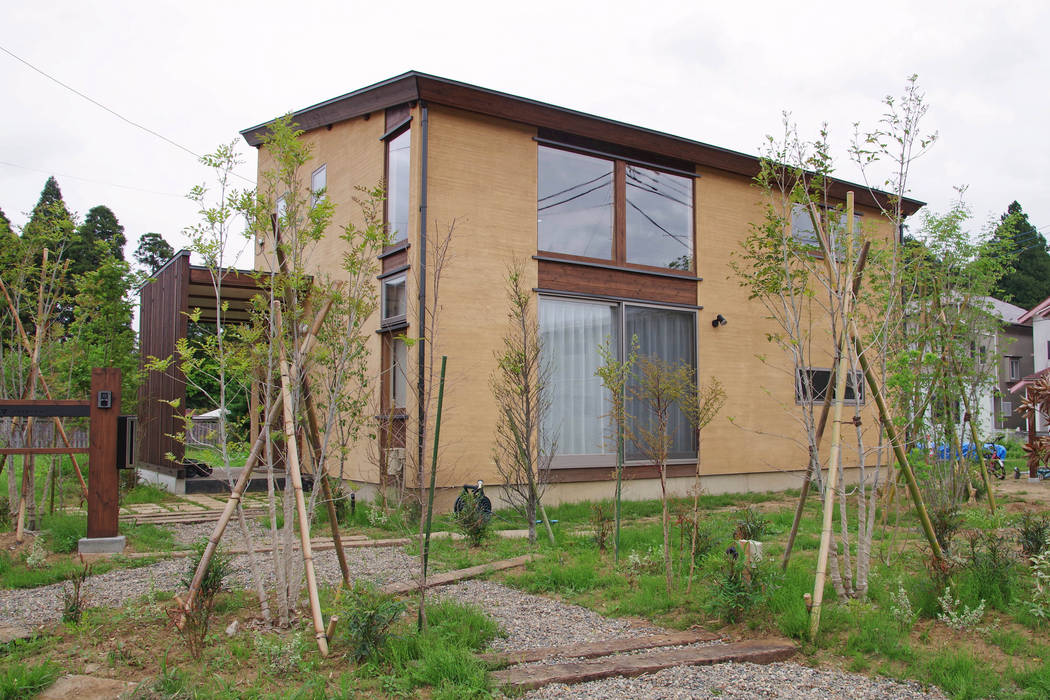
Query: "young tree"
596 336 637 565
491 262 556 546
628 354 696 594
133 232 176 274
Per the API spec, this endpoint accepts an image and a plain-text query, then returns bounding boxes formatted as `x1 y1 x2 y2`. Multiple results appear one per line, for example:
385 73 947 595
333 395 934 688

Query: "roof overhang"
1009 366 1050 395
1018 295 1050 324
240 71 925 217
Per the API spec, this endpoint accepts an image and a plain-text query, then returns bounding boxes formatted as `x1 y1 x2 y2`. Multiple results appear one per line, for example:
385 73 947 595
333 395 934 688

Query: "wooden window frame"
537 144 697 277
382 119 412 248
310 164 327 207
381 273 407 327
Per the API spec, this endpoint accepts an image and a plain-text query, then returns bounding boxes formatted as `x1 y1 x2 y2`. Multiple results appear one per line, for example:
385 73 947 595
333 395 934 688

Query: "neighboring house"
983 297 1033 435
239 71 922 506
1013 295 1050 433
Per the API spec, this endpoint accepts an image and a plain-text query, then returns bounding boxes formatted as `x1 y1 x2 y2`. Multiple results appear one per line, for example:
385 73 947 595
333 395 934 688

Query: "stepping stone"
38 675 135 699
491 638 797 690
480 629 722 665
0 625 35 644
381 554 536 595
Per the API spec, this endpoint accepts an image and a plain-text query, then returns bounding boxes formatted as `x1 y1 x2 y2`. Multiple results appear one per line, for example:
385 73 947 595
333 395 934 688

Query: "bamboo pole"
277 310 328 657
301 375 351 587
419 356 447 632
183 295 335 612
782 242 871 570
16 248 49 542
810 194 855 638
0 269 88 500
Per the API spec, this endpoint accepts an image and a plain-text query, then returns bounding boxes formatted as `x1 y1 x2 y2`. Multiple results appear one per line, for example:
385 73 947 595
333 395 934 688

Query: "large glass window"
381 274 407 325
538 145 694 271
625 165 694 270
795 368 865 405
540 297 697 465
391 337 408 409
538 147 614 259
791 203 862 256
311 165 327 207
387 129 411 243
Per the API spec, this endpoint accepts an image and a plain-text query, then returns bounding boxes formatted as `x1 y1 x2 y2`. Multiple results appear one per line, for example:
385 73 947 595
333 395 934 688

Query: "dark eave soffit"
240 71 924 216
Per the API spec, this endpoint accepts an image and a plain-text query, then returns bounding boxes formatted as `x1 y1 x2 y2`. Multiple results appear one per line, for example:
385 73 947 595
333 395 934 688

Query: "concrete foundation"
78 536 126 555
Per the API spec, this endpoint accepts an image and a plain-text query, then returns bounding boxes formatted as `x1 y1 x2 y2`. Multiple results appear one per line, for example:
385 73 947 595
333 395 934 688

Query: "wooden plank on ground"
381 554 536 595
480 629 722 666
491 639 797 691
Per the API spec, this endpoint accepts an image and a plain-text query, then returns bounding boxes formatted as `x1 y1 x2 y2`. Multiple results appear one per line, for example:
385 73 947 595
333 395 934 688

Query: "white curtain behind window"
540 298 617 456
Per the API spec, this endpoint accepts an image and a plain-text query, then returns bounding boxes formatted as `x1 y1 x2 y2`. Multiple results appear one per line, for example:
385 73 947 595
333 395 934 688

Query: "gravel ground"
526 662 947 700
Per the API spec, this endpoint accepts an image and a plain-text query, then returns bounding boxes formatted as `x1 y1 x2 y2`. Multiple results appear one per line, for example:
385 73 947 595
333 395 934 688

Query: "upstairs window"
796 367 865 405
381 274 407 325
311 165 327 207
1008 356 1021 381
537 145 694 272
386 129 411 243
791 203 862 256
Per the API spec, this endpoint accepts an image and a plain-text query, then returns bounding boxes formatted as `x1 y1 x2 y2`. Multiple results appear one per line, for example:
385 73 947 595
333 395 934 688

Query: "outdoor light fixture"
711 314 727 328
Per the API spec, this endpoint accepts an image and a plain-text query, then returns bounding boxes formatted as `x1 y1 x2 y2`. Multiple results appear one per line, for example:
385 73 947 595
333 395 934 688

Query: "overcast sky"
2 0 1047 272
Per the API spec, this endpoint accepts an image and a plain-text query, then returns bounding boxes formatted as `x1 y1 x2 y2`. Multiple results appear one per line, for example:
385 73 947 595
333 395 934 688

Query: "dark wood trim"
0 400 90 418
378 265 410 280
545 463 696 483
0 447 90 455
377 320 410 334
534 255 701 281
379 240 411 259
380 116 412 141
536 288 701 311
614 160 626 265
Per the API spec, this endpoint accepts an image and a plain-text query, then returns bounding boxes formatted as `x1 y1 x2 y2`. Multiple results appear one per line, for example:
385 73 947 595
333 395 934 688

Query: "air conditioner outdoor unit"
385 448 405 476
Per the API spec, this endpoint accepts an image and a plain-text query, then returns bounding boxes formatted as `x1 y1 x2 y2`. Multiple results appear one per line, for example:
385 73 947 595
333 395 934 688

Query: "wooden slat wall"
537 258 698 306
137 252 189 470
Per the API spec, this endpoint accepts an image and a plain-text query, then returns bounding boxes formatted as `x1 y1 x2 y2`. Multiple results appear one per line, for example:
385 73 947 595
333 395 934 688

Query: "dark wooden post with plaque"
87 368 121 540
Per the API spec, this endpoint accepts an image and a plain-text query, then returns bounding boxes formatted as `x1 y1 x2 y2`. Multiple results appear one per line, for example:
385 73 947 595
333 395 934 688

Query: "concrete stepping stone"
491 638 796 690
0 625 35 644
38 675 135 699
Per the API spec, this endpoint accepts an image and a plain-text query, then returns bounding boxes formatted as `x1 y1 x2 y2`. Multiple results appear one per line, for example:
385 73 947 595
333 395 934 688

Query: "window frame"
1008 356 1021 381
795 367 866 406
790 202 864 257
310 164 327 207
539 293 699 468
383 124 411 245
381 273 407 327
536 143 697 275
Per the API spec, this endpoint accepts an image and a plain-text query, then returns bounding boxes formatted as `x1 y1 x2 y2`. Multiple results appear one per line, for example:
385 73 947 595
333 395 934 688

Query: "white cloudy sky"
2 0 1047 270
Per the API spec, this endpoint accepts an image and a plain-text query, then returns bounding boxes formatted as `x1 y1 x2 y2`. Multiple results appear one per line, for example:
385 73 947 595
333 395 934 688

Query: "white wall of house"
1034 316 1050 431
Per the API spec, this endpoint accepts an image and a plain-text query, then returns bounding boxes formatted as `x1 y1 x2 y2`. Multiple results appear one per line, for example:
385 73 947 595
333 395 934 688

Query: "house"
983 297 1033 435
239 72 922 507
1013 295 1050 433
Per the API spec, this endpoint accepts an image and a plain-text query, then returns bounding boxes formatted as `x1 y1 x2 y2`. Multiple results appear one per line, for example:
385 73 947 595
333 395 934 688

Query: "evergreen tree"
23 176 73 244
133 232 175 273
70 205 126 277
991 201 1050 309
0 206 11 236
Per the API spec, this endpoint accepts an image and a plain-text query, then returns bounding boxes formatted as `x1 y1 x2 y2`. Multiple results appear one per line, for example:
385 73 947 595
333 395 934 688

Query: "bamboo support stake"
419 356 447 631
183 295 335 613
0 270 88 500
16 248 49 542
277 313 328 657
810 195 855 638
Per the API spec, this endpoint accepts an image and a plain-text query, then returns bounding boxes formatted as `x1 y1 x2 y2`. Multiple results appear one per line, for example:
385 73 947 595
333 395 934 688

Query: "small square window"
1001 400 1013 418
382 274 407 324
311 165 327 207
1008 357 1021 381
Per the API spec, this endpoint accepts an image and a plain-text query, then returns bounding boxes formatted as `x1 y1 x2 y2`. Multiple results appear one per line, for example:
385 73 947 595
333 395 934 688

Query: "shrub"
889 579 917 631
172 539 233 660
733 506 769 541
937 585 985 630
590 503 612 552
253 631 305 674
453 490 491 547
336 582 406 662
712 546 771 624
1017 513 1050 559
1024 546 1050 627
927 503 963 554
957 530 1018 611
61 556 92 624
42 513 86 554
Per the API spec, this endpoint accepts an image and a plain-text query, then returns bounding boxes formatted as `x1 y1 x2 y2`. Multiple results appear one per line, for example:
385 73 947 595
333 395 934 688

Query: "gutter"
417 101 429 482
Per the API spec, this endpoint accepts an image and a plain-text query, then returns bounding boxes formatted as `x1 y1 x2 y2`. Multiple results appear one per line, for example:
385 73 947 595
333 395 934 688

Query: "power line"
0 160 186 199
0 43 255 186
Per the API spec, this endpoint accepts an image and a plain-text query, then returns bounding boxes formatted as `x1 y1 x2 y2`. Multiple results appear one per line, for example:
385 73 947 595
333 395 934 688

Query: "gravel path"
525 662 947 700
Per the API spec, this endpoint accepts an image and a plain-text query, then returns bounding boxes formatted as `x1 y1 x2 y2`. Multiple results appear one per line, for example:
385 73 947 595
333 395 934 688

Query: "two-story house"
240 72 922 508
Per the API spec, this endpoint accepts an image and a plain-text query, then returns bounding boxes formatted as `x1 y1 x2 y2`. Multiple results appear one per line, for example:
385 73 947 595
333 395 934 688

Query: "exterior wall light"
711 314 727 328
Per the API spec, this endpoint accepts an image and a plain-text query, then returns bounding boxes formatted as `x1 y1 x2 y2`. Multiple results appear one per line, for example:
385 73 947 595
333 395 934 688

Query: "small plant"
936 585 985 630
713 545 767 624
367 504 390 528
0 661 59 699
336 582 406 661
928 504 963 554
624 546 663 575
25 536 47 569
889 579 917 631
1024 544 1050 626
171 539 233 660
253 631 305 674
1017 513 1050 559
61 556 91 624
733 506 769 541
453 489 491 547
590 503 612 552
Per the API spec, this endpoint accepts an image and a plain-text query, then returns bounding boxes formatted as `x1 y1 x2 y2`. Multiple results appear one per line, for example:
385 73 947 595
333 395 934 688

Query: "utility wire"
0 159 186 198
0 43 255 186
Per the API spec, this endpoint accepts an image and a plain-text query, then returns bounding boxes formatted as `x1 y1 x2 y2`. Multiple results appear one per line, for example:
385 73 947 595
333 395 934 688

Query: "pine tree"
991 201 1050 309
71 205 126 276
133 232 175 273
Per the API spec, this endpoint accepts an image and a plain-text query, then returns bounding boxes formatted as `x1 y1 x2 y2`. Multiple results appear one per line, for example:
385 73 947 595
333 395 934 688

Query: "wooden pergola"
136 251 262 476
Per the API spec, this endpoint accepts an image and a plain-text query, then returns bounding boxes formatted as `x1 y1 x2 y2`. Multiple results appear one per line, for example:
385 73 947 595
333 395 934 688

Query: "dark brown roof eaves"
240 71 924 216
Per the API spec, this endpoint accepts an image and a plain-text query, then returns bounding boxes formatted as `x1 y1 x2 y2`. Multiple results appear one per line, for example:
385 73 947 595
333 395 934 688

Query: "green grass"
0 661 59 699
121 483 174 505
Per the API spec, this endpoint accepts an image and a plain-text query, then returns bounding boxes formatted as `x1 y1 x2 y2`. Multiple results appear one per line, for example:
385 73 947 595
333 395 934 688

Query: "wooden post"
87 368 121 539
1028 386 1039 480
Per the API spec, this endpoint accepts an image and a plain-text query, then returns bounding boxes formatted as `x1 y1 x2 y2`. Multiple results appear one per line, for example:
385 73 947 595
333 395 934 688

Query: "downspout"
417 102 429 484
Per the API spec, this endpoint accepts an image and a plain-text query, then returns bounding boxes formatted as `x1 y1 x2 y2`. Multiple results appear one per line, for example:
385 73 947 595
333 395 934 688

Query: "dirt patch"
993 478 1050 512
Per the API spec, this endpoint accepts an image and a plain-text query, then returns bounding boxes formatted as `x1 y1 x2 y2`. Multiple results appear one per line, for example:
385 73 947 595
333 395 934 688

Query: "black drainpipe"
417 102 429 481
